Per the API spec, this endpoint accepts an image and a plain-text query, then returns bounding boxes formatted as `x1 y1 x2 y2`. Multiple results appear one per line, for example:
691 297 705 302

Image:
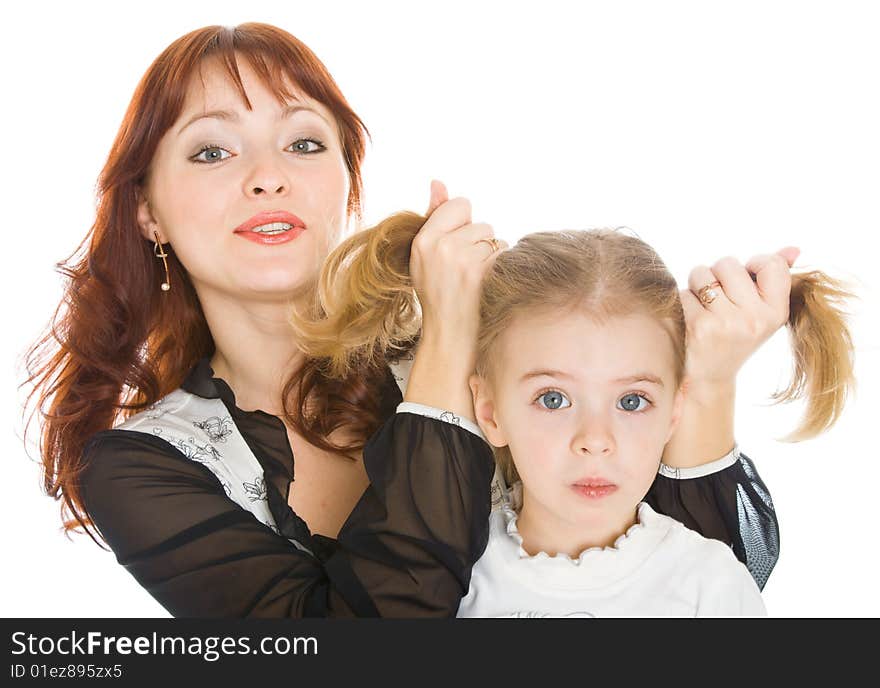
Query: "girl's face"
138 57 350 305
472 310 684 547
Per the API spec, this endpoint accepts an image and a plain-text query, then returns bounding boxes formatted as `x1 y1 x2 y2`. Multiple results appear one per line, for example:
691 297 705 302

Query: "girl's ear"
469 374 508 447
665 379 688 444
136 187 163 242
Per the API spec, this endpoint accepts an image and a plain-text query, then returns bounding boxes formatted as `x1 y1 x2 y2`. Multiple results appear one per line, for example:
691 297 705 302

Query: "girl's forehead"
496 311 676 379
506 308 651 339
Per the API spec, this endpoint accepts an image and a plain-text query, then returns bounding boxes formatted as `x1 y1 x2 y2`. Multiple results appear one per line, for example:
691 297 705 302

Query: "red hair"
24 24 369 539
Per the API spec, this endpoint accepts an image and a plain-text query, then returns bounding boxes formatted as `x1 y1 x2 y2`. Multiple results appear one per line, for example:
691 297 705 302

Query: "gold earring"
153 231 171 292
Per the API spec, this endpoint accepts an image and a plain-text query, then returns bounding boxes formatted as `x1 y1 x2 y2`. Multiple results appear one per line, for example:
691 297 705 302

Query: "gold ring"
696 281 722 306
478 237 500 253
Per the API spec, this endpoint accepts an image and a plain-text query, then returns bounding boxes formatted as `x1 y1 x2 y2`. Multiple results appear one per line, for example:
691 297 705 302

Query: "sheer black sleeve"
643 451 779 590
336 413 495 615
79 414 494 617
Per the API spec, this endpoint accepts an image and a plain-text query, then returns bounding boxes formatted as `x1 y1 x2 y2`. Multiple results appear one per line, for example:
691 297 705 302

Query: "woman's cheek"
156 176 216 237
302 184 346 250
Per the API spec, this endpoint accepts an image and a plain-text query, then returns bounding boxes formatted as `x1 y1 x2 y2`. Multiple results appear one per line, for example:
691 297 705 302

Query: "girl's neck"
198 289 306 415
515 490 640 559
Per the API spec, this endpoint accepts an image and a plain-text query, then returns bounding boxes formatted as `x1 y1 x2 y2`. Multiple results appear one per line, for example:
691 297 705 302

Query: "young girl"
292 218 853 615
453 229 852 616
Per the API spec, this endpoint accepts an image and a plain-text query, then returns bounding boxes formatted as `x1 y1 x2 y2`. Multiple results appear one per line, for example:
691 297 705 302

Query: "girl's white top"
457 498 766 617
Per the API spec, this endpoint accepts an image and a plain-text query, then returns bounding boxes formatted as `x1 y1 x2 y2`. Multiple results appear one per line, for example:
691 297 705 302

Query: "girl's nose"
571 415 616 456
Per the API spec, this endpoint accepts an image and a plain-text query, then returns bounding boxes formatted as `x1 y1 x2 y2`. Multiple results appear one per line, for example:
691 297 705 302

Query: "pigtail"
774 270 856 441
290 211 427 379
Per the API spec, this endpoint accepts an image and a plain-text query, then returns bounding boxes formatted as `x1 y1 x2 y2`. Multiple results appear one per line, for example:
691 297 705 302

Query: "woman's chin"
249 276 313 300
215 270 316 303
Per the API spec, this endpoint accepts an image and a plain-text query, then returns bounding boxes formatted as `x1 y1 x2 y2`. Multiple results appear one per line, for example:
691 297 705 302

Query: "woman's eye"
288 138 325 154
191 146 232 163
617 393 650 412
536 391 571 410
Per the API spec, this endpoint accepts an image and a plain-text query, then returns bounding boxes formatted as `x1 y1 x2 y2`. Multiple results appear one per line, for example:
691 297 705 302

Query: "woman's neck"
198 289 306 415
515 489 639 559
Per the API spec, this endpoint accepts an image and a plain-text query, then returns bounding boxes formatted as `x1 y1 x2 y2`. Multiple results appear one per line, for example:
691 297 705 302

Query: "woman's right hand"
404 181 507 420
410 181 507 367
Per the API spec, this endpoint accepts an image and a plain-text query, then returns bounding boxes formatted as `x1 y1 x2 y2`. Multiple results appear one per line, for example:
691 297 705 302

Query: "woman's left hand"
681 247 800 391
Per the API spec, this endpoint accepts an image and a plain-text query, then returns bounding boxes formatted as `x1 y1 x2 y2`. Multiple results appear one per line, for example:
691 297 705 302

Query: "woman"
25 23 793 617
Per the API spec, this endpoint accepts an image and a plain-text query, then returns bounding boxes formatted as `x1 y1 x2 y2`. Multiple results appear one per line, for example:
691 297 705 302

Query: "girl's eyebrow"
176 103 328 135
518 370 665 387
613 374 665 387
518 369 575 384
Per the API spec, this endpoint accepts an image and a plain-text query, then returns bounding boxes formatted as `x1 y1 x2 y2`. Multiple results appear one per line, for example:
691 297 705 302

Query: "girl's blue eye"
617 393 650 412
537 391 571 410
288 138 325 154
191 146 232 163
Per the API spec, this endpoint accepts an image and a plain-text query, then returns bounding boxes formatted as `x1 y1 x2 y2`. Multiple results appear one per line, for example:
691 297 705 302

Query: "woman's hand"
404 181 507 421
410 181 507 353
663 246 799 468
681 247 800 392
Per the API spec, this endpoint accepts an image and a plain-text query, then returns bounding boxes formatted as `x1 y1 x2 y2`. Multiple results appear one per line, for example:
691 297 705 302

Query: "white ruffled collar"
503 502 654 565
491 499 675 590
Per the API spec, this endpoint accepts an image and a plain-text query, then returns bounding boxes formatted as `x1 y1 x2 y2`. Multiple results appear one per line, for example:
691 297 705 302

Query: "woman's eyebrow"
177 109 238 135
176 103 329 136
281 103 331 125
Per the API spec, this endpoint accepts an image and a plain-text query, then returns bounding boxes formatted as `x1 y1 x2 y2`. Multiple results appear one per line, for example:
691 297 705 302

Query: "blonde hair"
289 211 425 378
289 213 855 479
774 270 856 441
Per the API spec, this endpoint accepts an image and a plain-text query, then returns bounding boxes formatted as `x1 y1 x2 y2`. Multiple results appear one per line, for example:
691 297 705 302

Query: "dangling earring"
153 231 171 292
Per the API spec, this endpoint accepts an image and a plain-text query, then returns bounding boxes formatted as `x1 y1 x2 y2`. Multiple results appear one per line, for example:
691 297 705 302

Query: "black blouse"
78 359 778 618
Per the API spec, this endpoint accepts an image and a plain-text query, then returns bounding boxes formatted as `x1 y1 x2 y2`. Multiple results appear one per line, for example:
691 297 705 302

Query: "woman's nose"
243 156 290 198
250 182 286 196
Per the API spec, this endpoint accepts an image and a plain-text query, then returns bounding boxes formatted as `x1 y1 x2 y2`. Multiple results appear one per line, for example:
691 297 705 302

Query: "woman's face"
139 57 351 304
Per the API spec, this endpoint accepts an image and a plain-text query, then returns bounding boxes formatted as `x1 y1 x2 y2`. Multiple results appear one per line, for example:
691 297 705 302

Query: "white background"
3 0 878 617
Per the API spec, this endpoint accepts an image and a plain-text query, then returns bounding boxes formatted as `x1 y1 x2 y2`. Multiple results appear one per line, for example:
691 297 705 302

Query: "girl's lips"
571 484 618 499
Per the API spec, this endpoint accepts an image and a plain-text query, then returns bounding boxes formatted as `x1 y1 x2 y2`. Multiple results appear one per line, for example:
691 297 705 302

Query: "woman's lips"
571 482 617 499
233 210 306 245
236 227 306 245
